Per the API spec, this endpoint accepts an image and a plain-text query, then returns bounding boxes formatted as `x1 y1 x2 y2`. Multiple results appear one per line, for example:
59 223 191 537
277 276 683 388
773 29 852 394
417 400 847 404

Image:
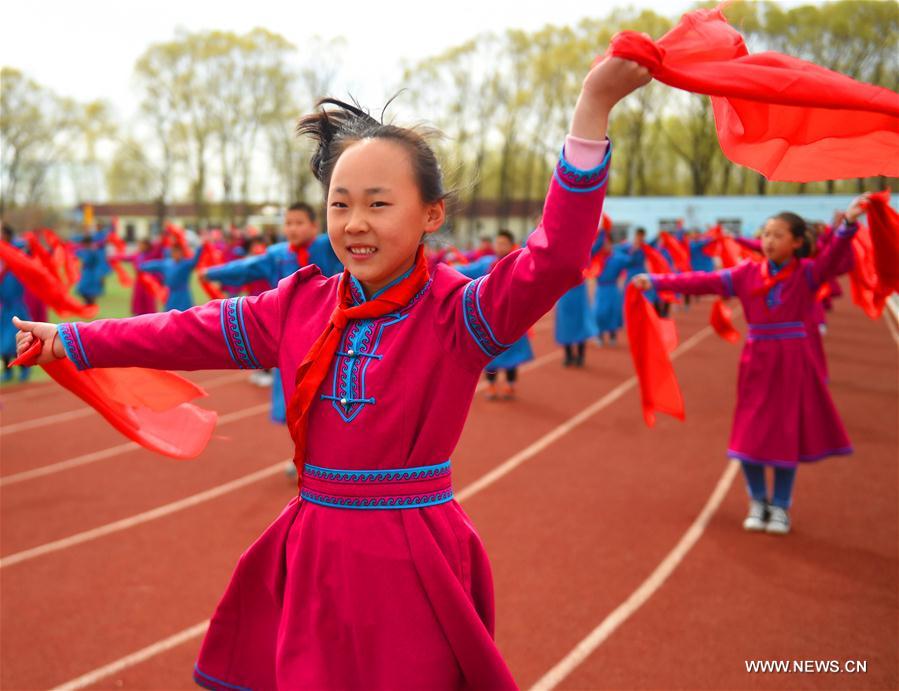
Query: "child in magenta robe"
114 239 165 315
14 58 650 689
634 200 867 536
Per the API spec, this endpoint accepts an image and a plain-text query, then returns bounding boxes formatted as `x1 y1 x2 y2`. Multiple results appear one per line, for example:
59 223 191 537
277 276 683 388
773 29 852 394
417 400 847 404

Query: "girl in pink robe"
14 58 652 689
637 201 867 536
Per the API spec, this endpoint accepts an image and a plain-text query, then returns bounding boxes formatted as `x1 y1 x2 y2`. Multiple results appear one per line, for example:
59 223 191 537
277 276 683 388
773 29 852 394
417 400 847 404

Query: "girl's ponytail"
296 96 448 205
296 98 380 185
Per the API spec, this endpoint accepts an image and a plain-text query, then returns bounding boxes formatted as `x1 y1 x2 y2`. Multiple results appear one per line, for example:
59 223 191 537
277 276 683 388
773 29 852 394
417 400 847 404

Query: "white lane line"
1 407 96 434
0 403 271 487
0 370 247 403
884 308 899 347
46 326 715 689
50 620 211 691
1 348 563 487
529 461 740 690
0 461 287 568
459 327 712 501
1 371 250 435
474 350 561 393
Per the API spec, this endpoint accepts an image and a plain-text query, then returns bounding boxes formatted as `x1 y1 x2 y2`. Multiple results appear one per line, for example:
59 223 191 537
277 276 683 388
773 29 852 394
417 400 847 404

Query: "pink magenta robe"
55 139 611 690
651 223 857 468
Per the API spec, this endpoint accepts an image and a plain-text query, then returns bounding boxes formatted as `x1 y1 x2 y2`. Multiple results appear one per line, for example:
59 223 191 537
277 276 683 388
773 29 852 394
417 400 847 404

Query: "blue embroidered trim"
322 279 431 422
322 394 377 405
462 276 508 357
766 283 785 309
336 350 382 359
748 322 804 329
235 297 260 368
221 297 259 369
727 446 852 468
558 139 612 180
835 222 858 238
71 323 91 368
305 460 451 482
329 318 377 422
748 331 807 341
57 323 90 370
193 664 252 691
553 169 609 194
348 276 366 305
349 264 418 305
473 275 512 348
218 300 238 366
721 270 735 298
300 488 454 510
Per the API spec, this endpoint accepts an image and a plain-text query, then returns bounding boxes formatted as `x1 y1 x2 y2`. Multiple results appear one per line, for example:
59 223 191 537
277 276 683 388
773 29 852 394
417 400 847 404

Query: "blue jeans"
740 461 797 509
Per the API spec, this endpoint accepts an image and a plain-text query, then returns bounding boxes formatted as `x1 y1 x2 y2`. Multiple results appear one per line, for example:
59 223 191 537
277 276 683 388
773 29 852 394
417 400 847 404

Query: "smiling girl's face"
327 138 445 296
761 217 803 265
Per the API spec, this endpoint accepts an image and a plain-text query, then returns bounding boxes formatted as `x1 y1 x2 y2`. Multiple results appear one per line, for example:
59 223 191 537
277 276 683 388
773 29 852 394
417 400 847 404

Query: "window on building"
658 218 682 232
718 218 742 234
125 223 136 242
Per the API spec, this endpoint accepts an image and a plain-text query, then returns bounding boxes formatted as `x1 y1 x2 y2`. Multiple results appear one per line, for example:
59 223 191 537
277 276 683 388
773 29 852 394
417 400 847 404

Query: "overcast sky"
3 0 705 121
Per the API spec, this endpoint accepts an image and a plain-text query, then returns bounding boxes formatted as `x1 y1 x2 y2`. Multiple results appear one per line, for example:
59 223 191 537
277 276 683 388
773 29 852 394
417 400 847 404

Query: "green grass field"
2 274 210 387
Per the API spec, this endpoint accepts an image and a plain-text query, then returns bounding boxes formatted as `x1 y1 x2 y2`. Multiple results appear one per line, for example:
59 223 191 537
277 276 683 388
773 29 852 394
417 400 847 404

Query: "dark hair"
1 223 14 242
296 97 446 205
496 229 515 243
773 211 811 258
635 227 647 236
287 202 316 222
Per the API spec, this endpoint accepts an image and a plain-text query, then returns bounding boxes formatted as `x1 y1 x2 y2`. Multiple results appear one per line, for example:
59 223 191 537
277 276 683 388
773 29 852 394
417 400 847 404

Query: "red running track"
0 293 895 690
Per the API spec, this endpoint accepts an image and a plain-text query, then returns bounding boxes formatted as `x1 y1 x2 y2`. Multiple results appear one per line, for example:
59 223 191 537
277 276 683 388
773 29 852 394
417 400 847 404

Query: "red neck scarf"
286 245 430 469
292 241 311 268
753 258 798 296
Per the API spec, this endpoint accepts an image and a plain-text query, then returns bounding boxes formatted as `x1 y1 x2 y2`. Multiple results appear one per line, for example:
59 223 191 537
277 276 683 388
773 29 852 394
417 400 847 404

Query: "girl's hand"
844 193 871 224
11 317 65 364
631 274 653 291
570 57 652 140
584 56 652 110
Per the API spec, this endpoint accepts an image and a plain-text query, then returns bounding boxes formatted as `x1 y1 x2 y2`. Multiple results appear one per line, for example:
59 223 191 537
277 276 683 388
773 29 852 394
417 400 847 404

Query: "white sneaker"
766 505 791 535
255 371 274 387
742 499 768 532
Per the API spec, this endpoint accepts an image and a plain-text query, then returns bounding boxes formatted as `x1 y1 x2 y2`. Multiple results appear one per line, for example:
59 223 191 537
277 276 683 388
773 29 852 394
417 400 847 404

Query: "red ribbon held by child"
604 4 899 182
710 298 740 343
9 333 217 459
625 284 685 427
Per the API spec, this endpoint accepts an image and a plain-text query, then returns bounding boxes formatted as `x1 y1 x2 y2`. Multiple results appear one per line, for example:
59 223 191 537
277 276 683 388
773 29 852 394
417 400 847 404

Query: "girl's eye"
330 201 347 208
371 201 389 208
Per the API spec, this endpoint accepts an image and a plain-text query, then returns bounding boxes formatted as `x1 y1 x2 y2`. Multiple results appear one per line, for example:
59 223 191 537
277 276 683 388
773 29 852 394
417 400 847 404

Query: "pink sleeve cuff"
564 134 609 170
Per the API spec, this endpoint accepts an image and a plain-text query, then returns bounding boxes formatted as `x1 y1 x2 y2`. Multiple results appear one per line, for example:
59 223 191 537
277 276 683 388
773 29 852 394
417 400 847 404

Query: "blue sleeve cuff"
57 323 91 370
554 138 612 193
835 221 858 238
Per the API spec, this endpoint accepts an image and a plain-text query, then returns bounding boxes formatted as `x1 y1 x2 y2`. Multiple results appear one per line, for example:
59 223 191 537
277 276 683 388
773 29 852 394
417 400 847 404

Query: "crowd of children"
3 47 889 689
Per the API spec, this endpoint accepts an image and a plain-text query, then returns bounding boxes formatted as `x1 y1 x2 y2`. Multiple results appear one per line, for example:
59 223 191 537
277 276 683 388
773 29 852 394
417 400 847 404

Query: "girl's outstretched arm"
454 57 650 364
632 269 738 297
12 285 283 372
809 194 867 287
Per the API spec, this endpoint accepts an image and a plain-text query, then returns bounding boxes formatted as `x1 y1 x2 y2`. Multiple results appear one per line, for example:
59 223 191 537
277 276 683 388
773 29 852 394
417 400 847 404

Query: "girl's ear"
423 199 446 234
